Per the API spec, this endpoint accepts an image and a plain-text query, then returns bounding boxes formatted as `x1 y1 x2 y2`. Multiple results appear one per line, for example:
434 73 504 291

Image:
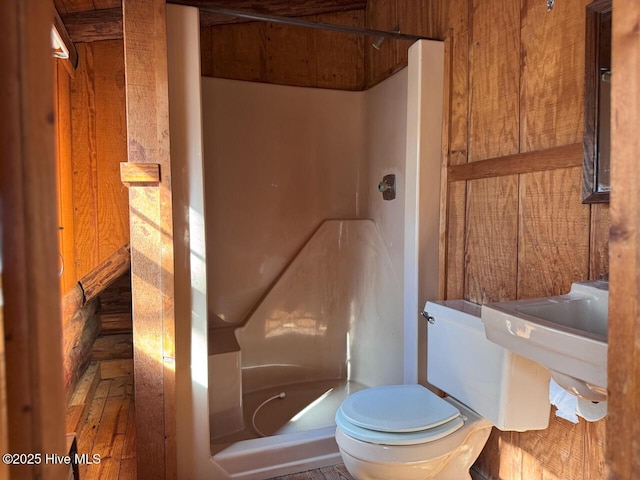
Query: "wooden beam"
447 143 583 182
79 243 131 302
120 162 161 185
122 0 176 478
61 243 130 323
607 0 640 477
62 7 123 43
0 0 68 478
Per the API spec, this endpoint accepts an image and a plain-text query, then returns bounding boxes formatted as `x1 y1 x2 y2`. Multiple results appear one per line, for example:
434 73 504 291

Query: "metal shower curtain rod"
196 6 436 42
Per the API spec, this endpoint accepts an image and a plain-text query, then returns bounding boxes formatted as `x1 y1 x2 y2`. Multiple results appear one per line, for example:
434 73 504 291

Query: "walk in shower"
167 5 444 479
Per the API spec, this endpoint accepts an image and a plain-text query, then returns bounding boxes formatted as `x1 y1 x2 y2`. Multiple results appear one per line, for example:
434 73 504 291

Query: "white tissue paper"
549 378 607 423
549 378 579 423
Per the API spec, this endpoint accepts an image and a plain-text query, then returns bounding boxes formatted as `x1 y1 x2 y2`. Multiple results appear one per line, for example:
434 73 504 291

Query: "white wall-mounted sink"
481 281 608 402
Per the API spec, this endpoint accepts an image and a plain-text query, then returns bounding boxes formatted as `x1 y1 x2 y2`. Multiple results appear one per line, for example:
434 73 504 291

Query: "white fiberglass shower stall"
168 5 444 479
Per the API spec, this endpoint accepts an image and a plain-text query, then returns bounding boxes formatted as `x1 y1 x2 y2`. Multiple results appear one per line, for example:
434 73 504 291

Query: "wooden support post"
122 1 176 478
608 0 640 478
0 1 68 479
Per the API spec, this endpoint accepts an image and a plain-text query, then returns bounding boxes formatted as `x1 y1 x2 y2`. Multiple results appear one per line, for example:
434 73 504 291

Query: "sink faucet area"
480 281 608 402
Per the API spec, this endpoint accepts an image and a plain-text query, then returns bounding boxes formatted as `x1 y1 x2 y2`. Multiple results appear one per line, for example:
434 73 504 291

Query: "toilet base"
335 397 492 480
340 448 457 480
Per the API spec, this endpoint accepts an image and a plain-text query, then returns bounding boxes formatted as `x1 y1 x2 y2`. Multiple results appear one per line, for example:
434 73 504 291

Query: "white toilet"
335 300 551 480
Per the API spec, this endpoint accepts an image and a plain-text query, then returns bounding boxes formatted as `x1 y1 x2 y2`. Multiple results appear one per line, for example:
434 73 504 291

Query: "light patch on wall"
265 309 327 338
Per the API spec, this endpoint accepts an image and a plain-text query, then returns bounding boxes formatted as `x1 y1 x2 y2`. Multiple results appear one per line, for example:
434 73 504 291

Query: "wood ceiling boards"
57 0 367 43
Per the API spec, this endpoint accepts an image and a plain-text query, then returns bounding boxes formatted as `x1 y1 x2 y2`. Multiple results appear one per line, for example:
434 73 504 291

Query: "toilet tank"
425 300 550 431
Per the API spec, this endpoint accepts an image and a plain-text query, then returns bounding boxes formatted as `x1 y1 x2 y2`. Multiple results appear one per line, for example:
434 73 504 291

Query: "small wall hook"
547 0 555 12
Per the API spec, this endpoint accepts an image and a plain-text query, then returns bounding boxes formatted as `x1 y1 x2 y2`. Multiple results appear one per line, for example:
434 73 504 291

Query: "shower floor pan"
211 378 366 479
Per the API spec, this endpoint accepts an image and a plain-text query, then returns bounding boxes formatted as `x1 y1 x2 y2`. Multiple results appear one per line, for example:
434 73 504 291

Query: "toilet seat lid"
339 385 460 433
336 408 464 445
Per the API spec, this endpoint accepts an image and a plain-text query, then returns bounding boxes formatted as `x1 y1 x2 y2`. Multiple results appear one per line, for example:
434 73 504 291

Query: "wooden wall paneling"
0 294 6 480
395 0 428 68
54 62 63 288
203 10 365 90
71 42 99 278
365 0 398 87
520 0 588 152
515 166 592 477
516 167 590 299
199 26 213 77
473 429 517 480
62 8 124 44
1 0 68 478
447 0 469 166
265 20 318 86
516 416 585 479
608 0 640 477
205 21 267 82
465 176 518 479
584 418 606 479
445 181 466 299
313 10 365 90
94 40 129 263
57 61 78 293
122 0 176 478
468 0 520 162
589 203 609 280
438 35 453 300
464 176 519 303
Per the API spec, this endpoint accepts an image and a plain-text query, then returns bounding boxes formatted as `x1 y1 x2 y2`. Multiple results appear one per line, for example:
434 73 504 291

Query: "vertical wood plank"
468 0 520 162
314 10 365 90
395 0 429 68
71 42 100 278
589 203 609 280
57 61 78 293
448 0 470 166
584 418 606 479
438 36 453 300
464 176 519 303
608 0 640 477
208 22 267 83
445 182 466 299
265 21 317 87
0 280 7 480
199 26 213 77
474 429 517 480
0 1 68 478
93 40 129 263
517 167 590 299
520 0 588 152
518 415 585 479
122 0 176 478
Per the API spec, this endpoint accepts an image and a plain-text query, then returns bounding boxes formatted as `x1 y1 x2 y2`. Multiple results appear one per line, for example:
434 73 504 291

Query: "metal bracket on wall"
378 174 396 201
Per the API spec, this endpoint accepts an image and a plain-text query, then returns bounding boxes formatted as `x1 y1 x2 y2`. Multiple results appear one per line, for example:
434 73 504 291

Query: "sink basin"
481 281 608 401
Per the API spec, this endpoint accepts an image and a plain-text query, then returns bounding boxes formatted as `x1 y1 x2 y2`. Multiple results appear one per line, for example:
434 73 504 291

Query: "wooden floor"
67 362 356 480
271 464 354 480
67 364 136 480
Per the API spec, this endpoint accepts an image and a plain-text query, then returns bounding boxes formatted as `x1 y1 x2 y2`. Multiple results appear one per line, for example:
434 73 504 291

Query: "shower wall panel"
201 78 366 328
363 69 409 289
